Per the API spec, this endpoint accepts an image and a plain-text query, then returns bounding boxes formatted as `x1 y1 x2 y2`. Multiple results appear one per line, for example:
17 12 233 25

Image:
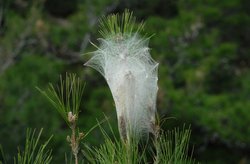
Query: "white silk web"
85 34 159 140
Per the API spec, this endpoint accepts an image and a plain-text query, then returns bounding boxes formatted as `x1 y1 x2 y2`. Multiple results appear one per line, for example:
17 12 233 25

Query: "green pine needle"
37 73 85 126
99 9 144 38
14 129 53 164
83 118 147 164
83 118 195 163
154 126 196 164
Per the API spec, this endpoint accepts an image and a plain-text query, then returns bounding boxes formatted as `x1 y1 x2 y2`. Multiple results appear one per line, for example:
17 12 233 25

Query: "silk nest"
85 34 159 139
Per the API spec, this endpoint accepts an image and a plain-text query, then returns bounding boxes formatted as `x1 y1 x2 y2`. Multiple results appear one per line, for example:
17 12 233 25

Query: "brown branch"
67 112 84 164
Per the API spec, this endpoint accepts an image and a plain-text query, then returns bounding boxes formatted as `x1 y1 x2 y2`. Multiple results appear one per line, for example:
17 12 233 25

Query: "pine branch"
14 129 53 164
99 9 144 38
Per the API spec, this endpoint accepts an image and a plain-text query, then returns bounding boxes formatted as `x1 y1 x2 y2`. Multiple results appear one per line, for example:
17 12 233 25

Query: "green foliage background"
0 0 249 163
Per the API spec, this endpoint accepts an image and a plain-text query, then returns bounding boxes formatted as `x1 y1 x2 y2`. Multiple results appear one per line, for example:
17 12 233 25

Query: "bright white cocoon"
85 34 159 139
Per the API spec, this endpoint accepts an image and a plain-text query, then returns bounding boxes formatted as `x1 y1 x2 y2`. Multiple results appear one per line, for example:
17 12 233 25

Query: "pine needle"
99 9 144 38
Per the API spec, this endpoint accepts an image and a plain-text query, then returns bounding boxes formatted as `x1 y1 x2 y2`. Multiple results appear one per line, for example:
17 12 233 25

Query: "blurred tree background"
0 0 249 163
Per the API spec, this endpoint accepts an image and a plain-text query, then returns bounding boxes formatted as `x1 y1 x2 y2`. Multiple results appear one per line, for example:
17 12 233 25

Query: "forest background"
0 0 249 163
